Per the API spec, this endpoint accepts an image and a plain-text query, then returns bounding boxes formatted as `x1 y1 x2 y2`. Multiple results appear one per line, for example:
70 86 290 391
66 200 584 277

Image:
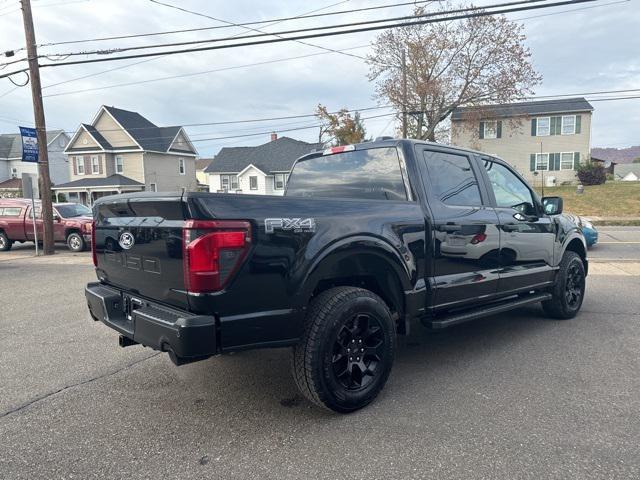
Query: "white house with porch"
205 134 321 195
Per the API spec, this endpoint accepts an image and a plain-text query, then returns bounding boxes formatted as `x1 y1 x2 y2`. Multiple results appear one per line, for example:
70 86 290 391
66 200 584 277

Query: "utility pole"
20 0 54 255
401 48 408 139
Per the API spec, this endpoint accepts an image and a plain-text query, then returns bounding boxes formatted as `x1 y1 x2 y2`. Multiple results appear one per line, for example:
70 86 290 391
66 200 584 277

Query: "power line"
22 0 436 49
41 44 371 98
46 0 550 59
7 0 620 98
528 87 640 99
146 0 370 64
22 0 358 94
512 0 627 19
0 0 595 77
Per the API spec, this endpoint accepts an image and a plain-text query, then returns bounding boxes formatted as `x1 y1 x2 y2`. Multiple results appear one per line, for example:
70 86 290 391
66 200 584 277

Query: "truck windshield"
56 204 92 218
286 147 407 200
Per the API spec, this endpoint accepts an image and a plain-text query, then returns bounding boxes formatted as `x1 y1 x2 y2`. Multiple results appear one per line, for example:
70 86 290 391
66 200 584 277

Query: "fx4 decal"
264 218 316 234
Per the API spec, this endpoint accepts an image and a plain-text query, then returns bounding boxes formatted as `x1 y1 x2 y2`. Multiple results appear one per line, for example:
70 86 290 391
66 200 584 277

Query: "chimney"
270 132 278 142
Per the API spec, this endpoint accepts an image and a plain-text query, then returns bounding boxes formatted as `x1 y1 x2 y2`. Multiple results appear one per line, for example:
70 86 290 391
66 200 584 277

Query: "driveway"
1 248 639 479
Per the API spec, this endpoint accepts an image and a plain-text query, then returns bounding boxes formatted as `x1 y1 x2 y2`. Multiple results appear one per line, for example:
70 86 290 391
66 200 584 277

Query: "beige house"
451 98 593 185
53 106 198 204
195 158 212 190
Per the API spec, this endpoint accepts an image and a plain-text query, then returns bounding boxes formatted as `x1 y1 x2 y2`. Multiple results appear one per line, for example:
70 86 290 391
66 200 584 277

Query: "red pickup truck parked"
0 198 93 252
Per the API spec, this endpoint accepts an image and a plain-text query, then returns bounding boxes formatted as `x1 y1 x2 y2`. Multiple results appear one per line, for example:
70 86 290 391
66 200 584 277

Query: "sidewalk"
587 217 640 226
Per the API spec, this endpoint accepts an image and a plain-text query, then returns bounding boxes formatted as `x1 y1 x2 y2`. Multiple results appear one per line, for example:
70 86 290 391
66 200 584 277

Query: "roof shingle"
451 97 593 121
103 106 187 153
204 137 321 174
52 174 144 189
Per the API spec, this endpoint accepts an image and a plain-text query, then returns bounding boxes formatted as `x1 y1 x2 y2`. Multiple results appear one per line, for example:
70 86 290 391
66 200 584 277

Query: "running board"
424 293 552 330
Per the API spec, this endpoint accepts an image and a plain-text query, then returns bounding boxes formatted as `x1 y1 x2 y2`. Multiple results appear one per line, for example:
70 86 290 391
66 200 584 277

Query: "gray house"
0 130 70 188
53 105 198 205
205 135 321 195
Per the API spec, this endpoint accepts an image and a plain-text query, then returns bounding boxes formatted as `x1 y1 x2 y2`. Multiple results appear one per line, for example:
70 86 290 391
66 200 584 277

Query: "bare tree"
315 104 367 146
367 2 541 141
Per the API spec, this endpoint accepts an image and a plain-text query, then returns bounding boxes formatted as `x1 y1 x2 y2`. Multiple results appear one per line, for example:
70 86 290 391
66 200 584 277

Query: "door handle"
502 224 519 232
438 223 462 232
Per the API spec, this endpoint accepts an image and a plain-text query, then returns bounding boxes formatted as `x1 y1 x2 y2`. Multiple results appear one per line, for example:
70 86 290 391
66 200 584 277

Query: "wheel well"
566 238 587 272
310 253 407 334
65 228 81 239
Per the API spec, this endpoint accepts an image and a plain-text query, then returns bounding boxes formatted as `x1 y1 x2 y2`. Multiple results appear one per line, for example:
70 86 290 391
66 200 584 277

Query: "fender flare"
295 234 413 309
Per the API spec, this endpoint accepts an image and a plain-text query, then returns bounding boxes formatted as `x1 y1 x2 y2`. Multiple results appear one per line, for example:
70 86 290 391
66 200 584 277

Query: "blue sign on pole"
19 126 39 163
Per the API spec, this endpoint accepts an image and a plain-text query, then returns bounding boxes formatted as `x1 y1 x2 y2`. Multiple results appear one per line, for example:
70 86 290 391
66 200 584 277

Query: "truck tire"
542 251 585 319
0 232 12 251
292 286 396 413
67 232 85 252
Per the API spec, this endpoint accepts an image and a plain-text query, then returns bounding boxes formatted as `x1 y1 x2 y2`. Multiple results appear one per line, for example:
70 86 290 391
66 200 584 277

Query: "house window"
11 168 17 178
91 156 100 174
115 156 123 174
274 173 288 190
221 174 238 191
76 156 84 175
537 117 550 136
561 115 576 135
149 183 157 192
249 176 258 190
535 153 549 171
560 152 575 170
483 120 497 139
179 158 185 175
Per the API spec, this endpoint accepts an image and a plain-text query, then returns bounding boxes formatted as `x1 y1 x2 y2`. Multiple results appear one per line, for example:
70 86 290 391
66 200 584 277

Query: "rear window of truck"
286 147 407 200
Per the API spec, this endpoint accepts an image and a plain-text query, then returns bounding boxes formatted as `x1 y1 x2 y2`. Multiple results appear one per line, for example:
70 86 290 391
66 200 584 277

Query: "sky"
0 0 638 157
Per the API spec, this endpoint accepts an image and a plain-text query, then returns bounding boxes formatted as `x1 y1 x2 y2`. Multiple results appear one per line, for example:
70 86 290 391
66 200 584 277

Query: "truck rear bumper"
85 282 217 363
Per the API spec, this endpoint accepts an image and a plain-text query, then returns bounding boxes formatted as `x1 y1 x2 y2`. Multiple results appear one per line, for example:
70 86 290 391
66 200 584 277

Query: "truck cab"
0 198 93 252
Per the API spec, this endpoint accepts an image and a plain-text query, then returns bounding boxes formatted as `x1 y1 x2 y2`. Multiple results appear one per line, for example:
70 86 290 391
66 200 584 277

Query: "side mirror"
53 213 60 222
542 196 563 215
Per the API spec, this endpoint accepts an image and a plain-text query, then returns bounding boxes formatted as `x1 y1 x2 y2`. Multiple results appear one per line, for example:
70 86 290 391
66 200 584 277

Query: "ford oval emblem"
119 232 135 250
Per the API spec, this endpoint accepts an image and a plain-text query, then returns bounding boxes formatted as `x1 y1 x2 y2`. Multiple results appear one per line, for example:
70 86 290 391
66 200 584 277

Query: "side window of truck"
0 207 22 216
483 160 536 215
422 150 482 206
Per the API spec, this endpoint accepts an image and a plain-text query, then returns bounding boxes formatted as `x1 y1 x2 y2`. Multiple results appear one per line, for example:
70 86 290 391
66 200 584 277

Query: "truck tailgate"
93 194 189 310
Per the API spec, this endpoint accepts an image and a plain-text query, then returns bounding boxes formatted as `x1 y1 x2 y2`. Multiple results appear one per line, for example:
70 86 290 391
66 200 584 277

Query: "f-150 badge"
264 218 316 234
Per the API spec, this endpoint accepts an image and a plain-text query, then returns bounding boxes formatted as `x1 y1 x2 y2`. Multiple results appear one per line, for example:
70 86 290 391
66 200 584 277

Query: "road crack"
0 352 161 419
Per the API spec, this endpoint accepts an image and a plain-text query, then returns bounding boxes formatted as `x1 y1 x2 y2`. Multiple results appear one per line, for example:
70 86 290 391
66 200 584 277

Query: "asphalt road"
589 226 640 262
1 232 639 479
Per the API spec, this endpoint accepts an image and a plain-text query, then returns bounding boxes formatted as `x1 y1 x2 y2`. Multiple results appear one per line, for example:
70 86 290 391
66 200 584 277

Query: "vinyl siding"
170 131 195 153
1 134 70 187
208 170 284 196
121 152 145 183
238 166 266 194
68 153 107 181
93 110 139 149
451 113 592 184
143 152 197 192
68 129 99 150
195 170 208 185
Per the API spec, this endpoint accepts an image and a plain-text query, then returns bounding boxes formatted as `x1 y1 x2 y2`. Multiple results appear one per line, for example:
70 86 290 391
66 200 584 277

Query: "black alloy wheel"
331 313 385 391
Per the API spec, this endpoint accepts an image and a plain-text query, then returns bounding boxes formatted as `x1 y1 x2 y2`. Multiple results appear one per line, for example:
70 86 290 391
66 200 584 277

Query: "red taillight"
182 220 251 294
91 220 97 266
470 233 487 245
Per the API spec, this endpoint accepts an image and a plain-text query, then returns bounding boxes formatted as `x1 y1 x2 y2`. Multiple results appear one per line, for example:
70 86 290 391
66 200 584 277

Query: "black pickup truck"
85 139 587 412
